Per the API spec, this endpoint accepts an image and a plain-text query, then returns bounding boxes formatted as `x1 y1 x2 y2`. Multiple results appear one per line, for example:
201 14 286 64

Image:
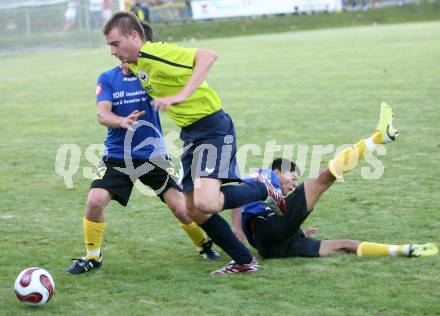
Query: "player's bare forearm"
151 49 217 110
97 106 124 128
231 207 246 242
231 207 242 228
179 48 217 100
97 101 145 130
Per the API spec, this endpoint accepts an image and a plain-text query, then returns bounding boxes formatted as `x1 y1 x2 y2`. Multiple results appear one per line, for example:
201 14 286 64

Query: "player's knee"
193 199 221 214
86 196 106 213
169 204 188 218
186 207 210 225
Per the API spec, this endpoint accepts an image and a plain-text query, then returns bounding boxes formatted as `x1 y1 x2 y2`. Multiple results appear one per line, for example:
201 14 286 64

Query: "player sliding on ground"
229 103 437 265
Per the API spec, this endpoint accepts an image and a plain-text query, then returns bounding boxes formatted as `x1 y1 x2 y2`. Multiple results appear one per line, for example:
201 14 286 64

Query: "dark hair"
103 12 145 41
140 21 153 42
269 158 300 175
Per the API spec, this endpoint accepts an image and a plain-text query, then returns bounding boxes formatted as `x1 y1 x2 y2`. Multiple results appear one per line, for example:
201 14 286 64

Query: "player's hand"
232 226 246 243
119 110 146 131
303 227 317 238
152 94 186 111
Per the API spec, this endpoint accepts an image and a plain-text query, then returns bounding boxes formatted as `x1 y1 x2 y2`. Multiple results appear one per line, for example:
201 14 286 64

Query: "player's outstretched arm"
152 48 217 111
303 227 317 238
230 207 246 243
97 101 145 131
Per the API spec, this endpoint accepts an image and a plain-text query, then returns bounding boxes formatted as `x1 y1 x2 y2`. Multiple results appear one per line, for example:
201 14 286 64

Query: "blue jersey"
96 66 166 159
241 169 282 247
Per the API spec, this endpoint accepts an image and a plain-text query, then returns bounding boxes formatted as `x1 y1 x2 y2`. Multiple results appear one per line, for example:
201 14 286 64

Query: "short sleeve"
139 42 197 77
96 73 113 103
164 45 197 70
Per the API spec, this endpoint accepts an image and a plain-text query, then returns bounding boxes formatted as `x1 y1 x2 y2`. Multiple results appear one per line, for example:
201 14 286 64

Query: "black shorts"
252 184 321 258
180 110 241 192
90 156 181 206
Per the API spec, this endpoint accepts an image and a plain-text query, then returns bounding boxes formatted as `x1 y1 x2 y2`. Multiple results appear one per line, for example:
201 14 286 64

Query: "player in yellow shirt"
66 22 221 275
102 13 287 274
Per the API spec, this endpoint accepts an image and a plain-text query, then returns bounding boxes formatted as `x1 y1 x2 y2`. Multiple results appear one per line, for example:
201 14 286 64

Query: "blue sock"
200 214 253 264
220 181 267 210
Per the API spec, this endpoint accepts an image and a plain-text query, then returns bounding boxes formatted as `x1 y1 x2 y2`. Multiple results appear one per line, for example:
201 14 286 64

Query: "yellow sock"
371 131 381 145
83 217 105 260
328 129 384 180
356 241 410 257
328 139 368 179
180 222 208 248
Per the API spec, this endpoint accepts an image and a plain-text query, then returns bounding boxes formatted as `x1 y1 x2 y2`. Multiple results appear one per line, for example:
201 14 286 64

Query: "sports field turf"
1 21 439 315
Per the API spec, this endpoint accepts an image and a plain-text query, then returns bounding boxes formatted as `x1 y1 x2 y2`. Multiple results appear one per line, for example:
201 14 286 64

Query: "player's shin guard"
220 181 267 210
83 217 105 260
356 241 410 257
200 214 253 265
180 222 208 248
327 130 383 180
328 139 370 180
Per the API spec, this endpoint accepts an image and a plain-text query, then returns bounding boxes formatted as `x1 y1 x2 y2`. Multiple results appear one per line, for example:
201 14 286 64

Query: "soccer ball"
14 267 55 306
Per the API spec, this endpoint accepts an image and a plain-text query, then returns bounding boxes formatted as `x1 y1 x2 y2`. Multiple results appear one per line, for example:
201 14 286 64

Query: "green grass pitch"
0 21 439 315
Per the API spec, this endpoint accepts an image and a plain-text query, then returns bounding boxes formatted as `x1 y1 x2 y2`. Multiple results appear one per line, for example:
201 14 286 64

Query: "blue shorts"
180 110 241 192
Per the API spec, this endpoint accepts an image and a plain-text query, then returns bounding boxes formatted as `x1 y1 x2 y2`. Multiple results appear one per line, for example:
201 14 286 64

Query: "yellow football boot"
375 102 399 144
409 243 439 257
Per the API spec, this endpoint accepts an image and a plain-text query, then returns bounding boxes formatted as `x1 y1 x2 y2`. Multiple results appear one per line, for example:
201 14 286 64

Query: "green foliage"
0 20 439 315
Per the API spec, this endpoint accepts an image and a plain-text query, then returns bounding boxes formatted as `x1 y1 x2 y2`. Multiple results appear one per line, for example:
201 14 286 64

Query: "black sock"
200 214 253 264
220 181 267 210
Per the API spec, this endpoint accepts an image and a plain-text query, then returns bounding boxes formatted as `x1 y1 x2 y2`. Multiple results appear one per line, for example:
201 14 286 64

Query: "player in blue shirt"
67 24 220 275
233 158 436 259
